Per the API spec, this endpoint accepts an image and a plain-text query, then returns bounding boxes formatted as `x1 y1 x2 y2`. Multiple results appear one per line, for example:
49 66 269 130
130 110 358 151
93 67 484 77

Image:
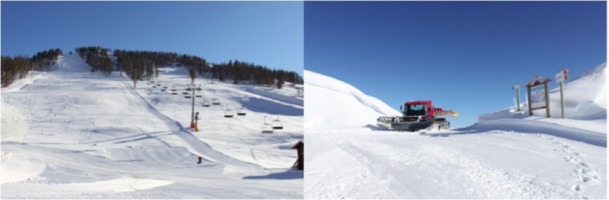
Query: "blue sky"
2 1 303 74
305 1 606 128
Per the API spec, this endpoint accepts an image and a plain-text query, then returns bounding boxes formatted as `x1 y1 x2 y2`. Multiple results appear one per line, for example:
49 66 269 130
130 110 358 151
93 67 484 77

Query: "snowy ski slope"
1 54 303 198
304 64 606 198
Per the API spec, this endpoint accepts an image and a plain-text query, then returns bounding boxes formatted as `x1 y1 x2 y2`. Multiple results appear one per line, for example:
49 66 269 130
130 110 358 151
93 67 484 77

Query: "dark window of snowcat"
406 104 427 116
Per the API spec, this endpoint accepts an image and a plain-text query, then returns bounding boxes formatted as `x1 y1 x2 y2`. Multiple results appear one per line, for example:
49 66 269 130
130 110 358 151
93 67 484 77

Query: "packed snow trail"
2 54 302 198
307 131 605 198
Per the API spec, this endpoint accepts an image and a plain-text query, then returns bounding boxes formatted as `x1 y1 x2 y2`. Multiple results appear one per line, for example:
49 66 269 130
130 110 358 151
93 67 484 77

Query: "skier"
197 156 203 164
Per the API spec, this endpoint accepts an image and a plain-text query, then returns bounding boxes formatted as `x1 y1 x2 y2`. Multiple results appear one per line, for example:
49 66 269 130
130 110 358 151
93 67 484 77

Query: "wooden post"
526 76 551 117
516 88 521 111
527 85 533 116
544 82 550 118
291 141 303 170
560 82 564 118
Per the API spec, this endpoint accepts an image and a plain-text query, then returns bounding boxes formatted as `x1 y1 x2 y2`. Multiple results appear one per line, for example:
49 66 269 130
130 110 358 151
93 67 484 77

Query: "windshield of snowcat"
405 104 427 116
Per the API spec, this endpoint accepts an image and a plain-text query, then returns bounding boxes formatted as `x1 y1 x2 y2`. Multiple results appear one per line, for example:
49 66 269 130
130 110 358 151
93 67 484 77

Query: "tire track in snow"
304 133 399 199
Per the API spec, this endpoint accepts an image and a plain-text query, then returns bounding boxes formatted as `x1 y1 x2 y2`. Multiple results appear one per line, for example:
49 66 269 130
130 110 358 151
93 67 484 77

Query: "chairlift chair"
212 98 221 105
224 109 234 118
202 100 211 107
271 117 283 130
236 107 246 116
261 123 274 134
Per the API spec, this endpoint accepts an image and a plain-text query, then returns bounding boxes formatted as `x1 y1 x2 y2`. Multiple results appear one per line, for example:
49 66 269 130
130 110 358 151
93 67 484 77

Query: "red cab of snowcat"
404 100 434 117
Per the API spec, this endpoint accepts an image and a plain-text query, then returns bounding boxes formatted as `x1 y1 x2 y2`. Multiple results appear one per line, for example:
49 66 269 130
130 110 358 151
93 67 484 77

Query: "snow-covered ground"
1 54 303 198
304 64 606 198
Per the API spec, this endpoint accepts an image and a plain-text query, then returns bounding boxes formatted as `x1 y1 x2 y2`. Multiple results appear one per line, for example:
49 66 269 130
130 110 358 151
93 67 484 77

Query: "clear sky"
305 1 606 128
1 1 303 74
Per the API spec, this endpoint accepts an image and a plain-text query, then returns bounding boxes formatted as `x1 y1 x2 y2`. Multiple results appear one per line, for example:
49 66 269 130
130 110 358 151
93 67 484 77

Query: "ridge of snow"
304 70 399 130
476 63 607 142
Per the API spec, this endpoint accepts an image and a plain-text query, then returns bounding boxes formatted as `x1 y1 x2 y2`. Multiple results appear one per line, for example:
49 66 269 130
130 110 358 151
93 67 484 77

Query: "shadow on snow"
243 170 303 180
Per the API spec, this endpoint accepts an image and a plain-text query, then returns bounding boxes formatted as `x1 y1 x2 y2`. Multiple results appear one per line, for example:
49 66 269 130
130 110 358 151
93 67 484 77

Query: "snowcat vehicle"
377 100 458 131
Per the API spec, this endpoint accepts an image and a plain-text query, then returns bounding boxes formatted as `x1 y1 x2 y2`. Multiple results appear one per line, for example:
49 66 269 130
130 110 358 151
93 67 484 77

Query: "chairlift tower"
188 84 202 128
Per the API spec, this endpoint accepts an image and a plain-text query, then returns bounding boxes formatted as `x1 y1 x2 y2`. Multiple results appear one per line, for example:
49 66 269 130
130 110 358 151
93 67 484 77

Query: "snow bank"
475 63 607 145
0 151 46 184
545 63 605 119
304 70 399 130
482 63 606 121
469 119 606 147
1 102 28 142
1 71 45 93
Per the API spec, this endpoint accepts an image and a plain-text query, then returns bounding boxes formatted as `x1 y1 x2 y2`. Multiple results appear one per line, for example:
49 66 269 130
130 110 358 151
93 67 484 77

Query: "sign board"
555 69 569 83
530 84 546 108
526 75 551 117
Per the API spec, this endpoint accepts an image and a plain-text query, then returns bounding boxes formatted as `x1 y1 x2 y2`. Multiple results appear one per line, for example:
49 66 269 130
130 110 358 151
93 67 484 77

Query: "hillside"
1 54 303 198
304 64 606 198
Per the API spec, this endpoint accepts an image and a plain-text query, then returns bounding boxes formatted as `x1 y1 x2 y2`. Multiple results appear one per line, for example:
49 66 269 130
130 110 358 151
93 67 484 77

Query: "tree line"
212 60 303 89
3 46 303 89
78 46 303 88
76 46 113 75
1 48 63 87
